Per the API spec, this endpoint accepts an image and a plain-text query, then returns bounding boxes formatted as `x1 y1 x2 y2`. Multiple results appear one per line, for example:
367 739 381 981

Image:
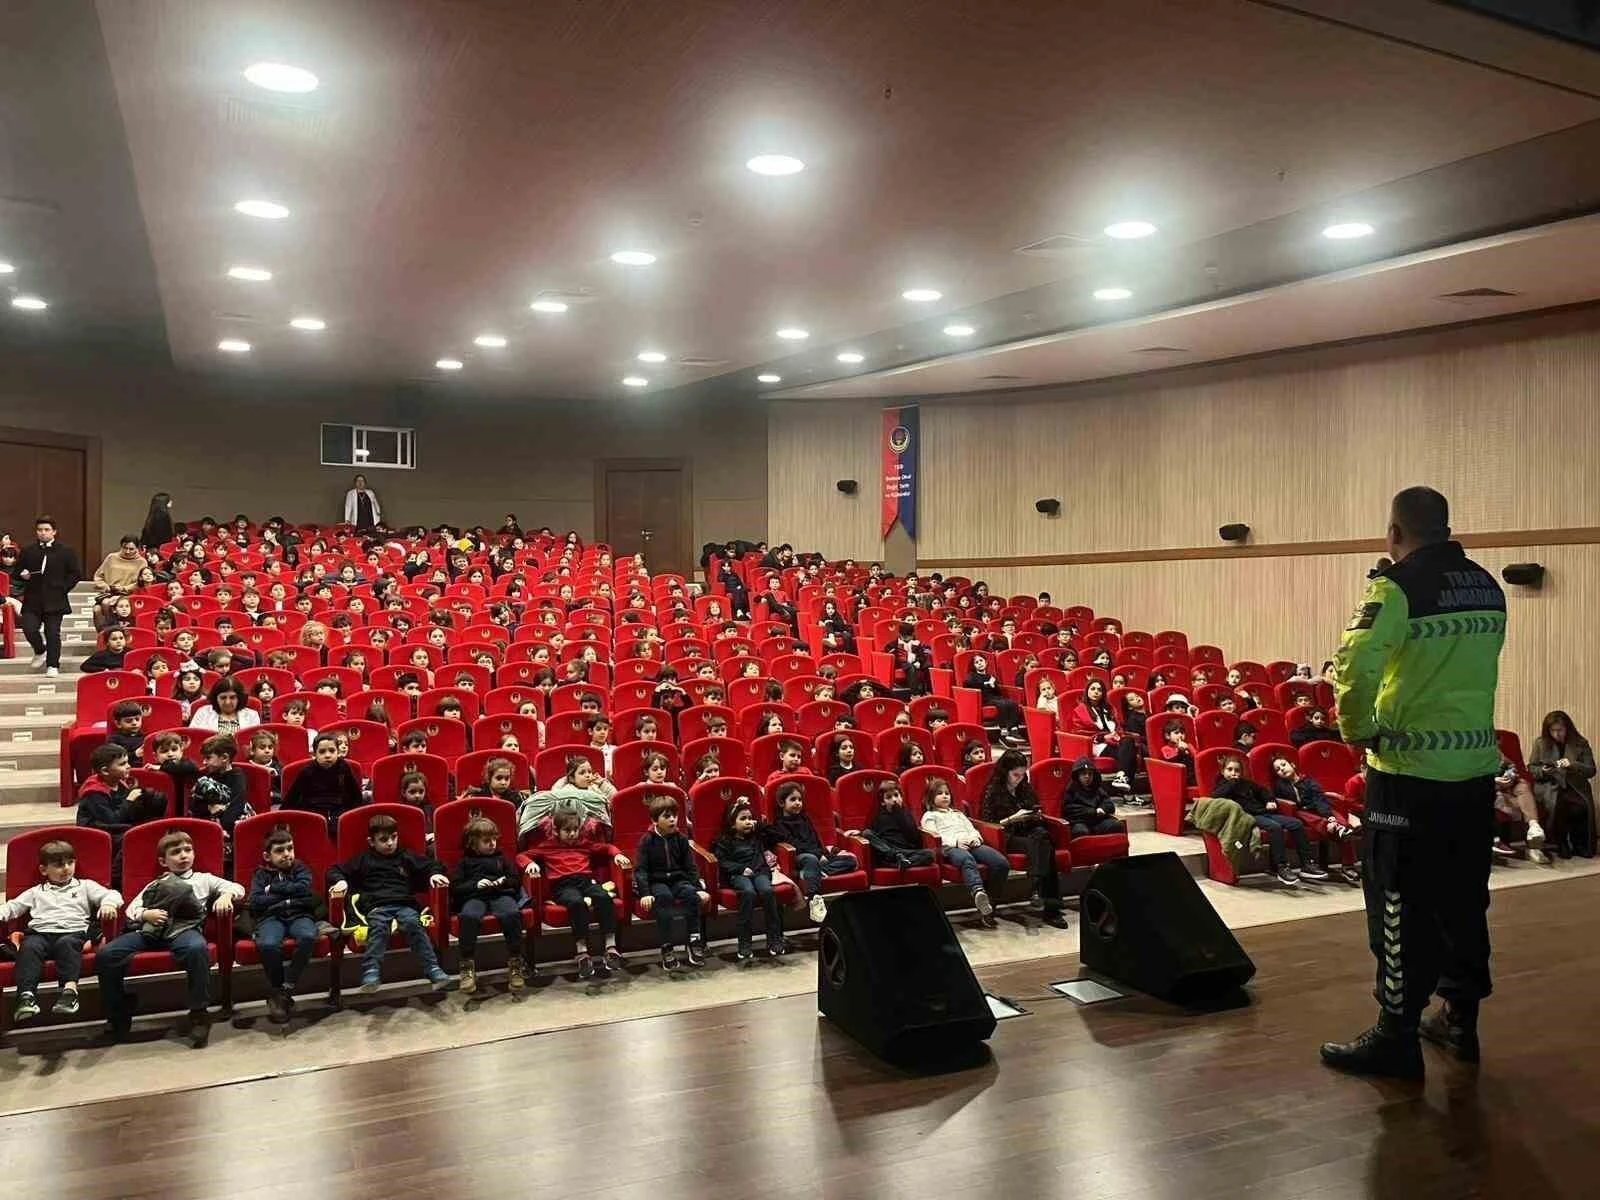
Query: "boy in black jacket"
81 627 131 674
327 813 451 992
250 827 322 1021
190 734 249 841
1211 755 1327 885
1290 708 1343 748
76 743 166 887
283 733 363 837
105 700 146 766
1062 756 1128 837
632 794 709 971
771 780 857 923
449 816 532 994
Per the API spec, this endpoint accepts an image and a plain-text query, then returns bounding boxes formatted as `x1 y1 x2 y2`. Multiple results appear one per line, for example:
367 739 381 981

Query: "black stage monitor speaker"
836 479 859 495
1035 498 1061 516
1218 522 1251 543
1079 853 1256 1005
817 887 995 1062
1501 562 1544 588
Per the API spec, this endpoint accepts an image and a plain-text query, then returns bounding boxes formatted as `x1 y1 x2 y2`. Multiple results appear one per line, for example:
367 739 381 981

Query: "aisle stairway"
0 584 98 896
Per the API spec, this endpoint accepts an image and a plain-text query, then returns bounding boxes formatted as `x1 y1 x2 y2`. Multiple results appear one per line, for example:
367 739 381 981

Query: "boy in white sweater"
0 839 121 1022
95 830 243 1047
918 778 1009 928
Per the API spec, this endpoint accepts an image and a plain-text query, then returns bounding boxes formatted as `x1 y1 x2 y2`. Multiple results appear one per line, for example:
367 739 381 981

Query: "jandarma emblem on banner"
881 405 919 539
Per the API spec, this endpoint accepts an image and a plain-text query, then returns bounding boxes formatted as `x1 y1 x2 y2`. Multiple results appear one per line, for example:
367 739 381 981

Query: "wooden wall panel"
920 308 1600 559
767 401 884 561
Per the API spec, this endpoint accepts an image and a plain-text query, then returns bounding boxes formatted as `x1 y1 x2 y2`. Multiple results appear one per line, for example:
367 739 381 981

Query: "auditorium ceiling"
3 0 1599 401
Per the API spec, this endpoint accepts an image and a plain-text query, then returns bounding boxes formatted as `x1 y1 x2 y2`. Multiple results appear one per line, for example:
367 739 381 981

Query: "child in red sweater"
525 807 630 978
767 739 810 784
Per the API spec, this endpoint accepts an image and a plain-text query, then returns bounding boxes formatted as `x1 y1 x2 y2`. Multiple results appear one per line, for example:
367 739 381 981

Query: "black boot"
1419 1001 1480 1063
1319 1012 1424 1080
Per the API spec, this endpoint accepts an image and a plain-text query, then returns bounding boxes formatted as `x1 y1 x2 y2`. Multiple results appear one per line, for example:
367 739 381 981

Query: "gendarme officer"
1319 487 1506 1080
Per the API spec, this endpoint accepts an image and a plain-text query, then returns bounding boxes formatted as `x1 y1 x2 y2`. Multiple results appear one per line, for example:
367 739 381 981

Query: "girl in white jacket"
919 779 1009 927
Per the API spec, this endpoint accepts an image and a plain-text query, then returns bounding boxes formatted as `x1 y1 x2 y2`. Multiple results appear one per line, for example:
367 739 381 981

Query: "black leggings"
986 694 1022 729
457 894 525 957
552 876 617 942
1007 825 1062 912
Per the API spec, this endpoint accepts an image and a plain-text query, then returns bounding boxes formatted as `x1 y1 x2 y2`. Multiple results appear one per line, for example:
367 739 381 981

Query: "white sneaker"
44 667 59 677
1526 820 1546 851
1109 772 1132 795
807 894 827 922
1528 848 1550 865
29 654 46 670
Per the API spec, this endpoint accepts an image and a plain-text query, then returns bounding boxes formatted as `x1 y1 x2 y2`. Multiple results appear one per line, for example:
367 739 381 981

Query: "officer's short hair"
1391 487 1450 543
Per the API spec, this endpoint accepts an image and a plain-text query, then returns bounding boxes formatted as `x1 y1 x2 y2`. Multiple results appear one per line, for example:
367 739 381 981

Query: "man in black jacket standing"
9 516 83 676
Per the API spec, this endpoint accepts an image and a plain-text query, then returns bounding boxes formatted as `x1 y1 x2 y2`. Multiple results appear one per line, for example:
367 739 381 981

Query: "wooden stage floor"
4 876 1597 1200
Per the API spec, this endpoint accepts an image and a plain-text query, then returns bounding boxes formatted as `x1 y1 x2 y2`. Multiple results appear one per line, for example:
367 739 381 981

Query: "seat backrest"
932 722 989 770
1247 742 1297 787
369 752 451 807
685 776 762 835
122 818 227 902
900 764 963 812
321 719 393 769
833 768 897 830
470 714 541 757
1194 709 1239 751
614 782 693 846
534 744 604 791
679 735 747 782
852 698 909 735
612 738 681 788
230 811 336 893
75 671 146 726
874 725 935 773
761 774 833 829
336 802 430 860
5 826 114 898
1298 740 1360 796
453 749 532 796
433 796 519 871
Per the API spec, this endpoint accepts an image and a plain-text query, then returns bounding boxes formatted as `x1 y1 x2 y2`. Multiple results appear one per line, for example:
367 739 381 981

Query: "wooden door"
599 461 689 577
0 436 88 558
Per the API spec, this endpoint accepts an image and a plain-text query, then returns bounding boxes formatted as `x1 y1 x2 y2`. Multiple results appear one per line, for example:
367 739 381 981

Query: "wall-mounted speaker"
836 480 859 496
1218 523 1251 543
1502 562 1545 588
1035 498 1061 516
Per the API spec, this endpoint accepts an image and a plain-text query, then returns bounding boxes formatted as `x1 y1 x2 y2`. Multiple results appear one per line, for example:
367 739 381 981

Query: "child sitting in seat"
641 751 673 786
585 714 614 776
449 817 532 995
97 830 243 1046
897 740 927 772
518 755 616 841
282 733 363 837
825 735 862 783
1033 676 1060 716
1210 755 1327 886
633 794 709 971
81 627 132 674
1234 721 1258 754
465 757 529 810
920 778 1007 928
769 780 857 923
1268 752 1361 885
1 839 122 1023
768 739 810 783
712 797 786 960
1158 720 1197 787
1062 757 1128 837
189 733 250 842
963 653 1025 747
249 827 321 1023
1290 707 1343 748
525 805 629 979
105 700 146 766
77 744 167 887
328 813 451 993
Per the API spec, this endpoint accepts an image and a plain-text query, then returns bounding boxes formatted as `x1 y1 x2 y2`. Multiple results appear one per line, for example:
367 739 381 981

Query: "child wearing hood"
1061 756 1128 837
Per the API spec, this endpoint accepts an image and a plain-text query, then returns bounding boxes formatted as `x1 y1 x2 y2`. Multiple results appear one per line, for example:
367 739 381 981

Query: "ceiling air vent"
978 373 1027 382
1013 233 1096 259
531 288 598 308
220 95 332 140
676 356 730 368
1130 345 1190 355
1436 287 1519 306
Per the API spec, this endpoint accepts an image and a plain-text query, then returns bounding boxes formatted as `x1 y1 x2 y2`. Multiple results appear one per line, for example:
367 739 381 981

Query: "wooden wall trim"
918 526 1600 570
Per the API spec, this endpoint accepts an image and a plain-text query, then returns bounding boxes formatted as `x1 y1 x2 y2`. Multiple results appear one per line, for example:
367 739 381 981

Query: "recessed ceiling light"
234 199 289 220
746 154 805 176
943 323 975 337
10 296 47 311
901 288 942 302
217 338 251 353
243 62 319 93
227 265 272 282
1093 287 1132 301
637 350 667 363
529 299 569 313
776 327 809 340
836 351 865 364
610 250 656 266
622 375 649 387
289 316 325 331
473 334 507 348
1323 221 1375 240
436 357 463 371
757 373 782 383
0 261 14 274
1104 220 1157 240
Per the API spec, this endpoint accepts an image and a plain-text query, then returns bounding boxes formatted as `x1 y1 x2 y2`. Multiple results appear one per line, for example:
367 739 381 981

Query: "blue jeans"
792 851 858 898
98 927 211 1023
457 894 525 957
943 844 1010 895
728 872 783 945
255 914 319 991
649 881 702 946
1254 813 1312 868
362 904 441 977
